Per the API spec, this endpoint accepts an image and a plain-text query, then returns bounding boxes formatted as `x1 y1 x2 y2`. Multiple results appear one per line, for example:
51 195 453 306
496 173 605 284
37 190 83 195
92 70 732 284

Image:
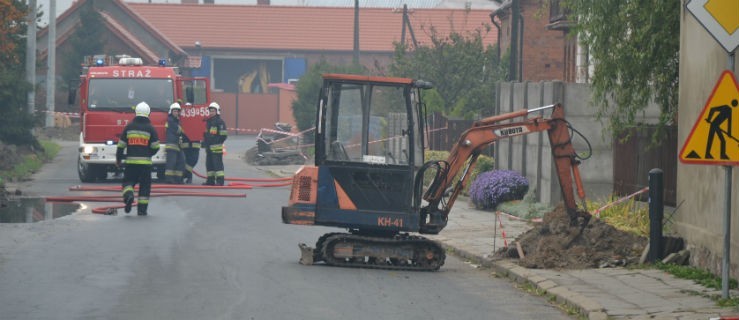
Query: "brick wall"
496 0 568 82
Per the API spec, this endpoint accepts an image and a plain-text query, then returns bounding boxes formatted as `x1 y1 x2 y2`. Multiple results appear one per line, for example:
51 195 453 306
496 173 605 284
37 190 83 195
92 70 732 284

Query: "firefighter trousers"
121 164 152 214
183 146 200 183
204 149 224 185
165 146 185 183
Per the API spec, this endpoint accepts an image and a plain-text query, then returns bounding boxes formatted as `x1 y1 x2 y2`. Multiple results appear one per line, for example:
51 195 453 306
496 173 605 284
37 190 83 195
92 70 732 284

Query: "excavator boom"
419 103 587 234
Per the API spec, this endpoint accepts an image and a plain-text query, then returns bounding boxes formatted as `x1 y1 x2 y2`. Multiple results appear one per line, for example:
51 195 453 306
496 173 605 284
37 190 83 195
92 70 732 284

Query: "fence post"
648 168 664 263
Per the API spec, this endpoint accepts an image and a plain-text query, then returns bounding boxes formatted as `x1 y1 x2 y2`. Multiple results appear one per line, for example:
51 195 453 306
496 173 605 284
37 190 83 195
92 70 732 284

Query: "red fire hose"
47 171 293 215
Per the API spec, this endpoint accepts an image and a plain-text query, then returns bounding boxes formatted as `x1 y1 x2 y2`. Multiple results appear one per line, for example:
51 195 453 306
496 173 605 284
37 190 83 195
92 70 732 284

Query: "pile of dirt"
499 205 648 269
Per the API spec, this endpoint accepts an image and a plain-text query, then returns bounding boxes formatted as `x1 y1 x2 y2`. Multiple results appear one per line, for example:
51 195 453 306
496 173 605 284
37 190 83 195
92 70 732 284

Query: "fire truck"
72 55 211 182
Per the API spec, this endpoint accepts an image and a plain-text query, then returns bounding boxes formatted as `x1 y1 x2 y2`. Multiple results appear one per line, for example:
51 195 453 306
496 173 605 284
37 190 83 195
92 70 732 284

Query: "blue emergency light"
95 59 105 66
158 59 167 66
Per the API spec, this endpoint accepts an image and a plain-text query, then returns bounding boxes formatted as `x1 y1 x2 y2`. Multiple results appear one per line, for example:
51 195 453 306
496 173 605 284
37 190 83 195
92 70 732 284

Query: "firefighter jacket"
165 114 187 151
203 115 227 153
116 116 160 165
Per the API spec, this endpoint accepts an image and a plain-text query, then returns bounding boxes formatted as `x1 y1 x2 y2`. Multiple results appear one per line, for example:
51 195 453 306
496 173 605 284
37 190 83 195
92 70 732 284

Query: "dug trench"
496 205 648 269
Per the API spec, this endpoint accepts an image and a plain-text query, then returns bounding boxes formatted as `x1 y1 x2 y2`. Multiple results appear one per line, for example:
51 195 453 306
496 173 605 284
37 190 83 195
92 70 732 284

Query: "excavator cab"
309 74 430 233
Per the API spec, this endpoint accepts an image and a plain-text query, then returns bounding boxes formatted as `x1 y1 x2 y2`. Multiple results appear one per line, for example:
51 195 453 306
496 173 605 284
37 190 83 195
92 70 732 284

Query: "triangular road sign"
680 70 739 166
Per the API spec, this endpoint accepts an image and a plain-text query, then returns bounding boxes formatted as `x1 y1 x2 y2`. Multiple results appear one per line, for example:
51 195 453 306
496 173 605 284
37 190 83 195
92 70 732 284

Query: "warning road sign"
680 70 739 166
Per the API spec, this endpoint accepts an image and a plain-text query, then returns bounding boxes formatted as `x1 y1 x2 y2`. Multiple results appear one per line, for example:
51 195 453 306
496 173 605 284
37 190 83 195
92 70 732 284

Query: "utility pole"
46 0 56 127
25 0 37 118
353 0 359 66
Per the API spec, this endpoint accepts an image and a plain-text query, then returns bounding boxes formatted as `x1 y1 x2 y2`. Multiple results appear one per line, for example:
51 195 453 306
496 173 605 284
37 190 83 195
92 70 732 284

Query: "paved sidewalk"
265 166 739 319
433 198 739 320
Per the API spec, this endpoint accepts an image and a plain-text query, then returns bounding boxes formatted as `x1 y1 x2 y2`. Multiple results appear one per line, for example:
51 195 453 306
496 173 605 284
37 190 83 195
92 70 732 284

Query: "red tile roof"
125 3 497 52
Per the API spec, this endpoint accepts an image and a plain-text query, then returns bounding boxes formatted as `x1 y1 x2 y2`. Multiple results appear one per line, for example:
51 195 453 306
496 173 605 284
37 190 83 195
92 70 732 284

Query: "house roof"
125 3 497 52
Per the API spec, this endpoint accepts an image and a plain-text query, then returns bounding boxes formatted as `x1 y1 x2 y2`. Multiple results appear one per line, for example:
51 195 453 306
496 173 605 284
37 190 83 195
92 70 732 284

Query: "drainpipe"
489 12 501 64
518 13 524 81
509 0 519 81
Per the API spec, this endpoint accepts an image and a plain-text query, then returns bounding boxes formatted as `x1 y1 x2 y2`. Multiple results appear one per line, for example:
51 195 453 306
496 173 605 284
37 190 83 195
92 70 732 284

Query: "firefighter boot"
202 177 215 186
216 176 225 186
137 203 148 216
182 172 192 184
123 190 134 214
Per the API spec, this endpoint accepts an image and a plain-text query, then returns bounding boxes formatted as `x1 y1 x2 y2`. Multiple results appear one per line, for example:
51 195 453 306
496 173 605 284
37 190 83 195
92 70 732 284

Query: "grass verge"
0 140 60 183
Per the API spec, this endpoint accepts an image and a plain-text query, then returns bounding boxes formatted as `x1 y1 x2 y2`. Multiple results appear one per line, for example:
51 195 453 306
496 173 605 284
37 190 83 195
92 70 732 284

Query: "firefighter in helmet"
116 102 160 216
202 102 228 185
164 102 187 184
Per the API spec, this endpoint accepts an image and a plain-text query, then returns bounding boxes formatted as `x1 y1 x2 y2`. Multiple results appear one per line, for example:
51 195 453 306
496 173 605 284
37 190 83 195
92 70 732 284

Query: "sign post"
686 0 738 299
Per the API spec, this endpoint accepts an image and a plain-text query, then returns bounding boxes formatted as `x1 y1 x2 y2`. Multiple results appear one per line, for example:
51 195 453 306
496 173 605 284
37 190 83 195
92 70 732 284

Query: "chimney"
257 0 270 5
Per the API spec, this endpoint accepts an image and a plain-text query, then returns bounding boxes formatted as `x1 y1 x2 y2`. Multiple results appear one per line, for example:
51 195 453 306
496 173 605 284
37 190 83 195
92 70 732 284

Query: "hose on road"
48 171 293 215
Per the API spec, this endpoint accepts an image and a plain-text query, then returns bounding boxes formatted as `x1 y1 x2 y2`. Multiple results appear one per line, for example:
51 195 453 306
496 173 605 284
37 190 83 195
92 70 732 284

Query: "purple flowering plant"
469 170 529 210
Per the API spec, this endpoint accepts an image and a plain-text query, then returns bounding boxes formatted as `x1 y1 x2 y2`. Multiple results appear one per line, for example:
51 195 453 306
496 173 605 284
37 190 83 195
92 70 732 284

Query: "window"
323 81 410 165
88 79 174 112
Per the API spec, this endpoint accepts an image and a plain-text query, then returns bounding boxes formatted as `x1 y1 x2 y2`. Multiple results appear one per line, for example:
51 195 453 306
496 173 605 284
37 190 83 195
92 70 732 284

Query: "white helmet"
169 102 181 114
135 102 151 117
208 102 221 115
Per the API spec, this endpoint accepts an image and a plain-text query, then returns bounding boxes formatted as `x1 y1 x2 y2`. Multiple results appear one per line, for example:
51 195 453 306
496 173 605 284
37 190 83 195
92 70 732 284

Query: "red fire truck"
73 55 210 182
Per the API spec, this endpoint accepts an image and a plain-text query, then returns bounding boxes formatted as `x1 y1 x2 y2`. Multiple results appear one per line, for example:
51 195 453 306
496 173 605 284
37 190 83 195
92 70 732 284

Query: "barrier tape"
497 210 543 223
495 211 509 248
592 187 649 218
493 210 545 252
228 128 261 134
38 110 81 118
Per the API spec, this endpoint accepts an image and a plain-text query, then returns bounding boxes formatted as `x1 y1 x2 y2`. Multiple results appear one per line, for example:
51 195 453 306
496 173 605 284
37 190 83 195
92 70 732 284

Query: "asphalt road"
0 135 574 320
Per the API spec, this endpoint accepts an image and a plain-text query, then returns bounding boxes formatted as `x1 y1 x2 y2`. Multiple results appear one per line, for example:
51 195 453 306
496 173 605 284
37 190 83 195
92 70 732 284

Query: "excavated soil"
498 205 648 269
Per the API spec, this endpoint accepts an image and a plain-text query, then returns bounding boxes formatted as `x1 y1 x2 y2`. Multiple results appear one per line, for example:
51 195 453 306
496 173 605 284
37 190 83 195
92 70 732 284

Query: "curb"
442 244 607 320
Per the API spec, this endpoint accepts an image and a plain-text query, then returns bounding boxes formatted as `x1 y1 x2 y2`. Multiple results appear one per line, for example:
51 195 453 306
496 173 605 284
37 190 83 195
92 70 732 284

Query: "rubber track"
319 233 446 271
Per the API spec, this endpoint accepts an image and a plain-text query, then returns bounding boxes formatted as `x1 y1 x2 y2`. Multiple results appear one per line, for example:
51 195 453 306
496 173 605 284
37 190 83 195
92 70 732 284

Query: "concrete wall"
678 4 739 278
494 81 660 207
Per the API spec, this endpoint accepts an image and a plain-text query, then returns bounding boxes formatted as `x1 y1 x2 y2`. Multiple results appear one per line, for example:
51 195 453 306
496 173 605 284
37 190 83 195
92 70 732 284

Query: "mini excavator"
282 74 590 271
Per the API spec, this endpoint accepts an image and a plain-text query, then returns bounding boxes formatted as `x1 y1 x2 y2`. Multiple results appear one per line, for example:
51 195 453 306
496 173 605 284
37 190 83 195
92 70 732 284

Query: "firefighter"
116 102 160 216
202 102 228 186
164 102 187 184
180 102 200 184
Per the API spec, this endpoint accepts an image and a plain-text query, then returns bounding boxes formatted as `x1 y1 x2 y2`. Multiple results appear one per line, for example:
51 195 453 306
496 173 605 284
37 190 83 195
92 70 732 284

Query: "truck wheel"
78 158 97 183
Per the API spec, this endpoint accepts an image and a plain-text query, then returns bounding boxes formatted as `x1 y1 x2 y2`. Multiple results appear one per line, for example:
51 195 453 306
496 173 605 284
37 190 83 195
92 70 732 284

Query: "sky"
35 0 498 26
35 1 267 25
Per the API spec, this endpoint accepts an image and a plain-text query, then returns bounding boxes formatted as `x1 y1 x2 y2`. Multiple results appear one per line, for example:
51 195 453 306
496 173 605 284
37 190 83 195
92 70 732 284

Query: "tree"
389 26 505 119
60 2 105 93
0 0 38 147
565 0 679 141
291 59 366 132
